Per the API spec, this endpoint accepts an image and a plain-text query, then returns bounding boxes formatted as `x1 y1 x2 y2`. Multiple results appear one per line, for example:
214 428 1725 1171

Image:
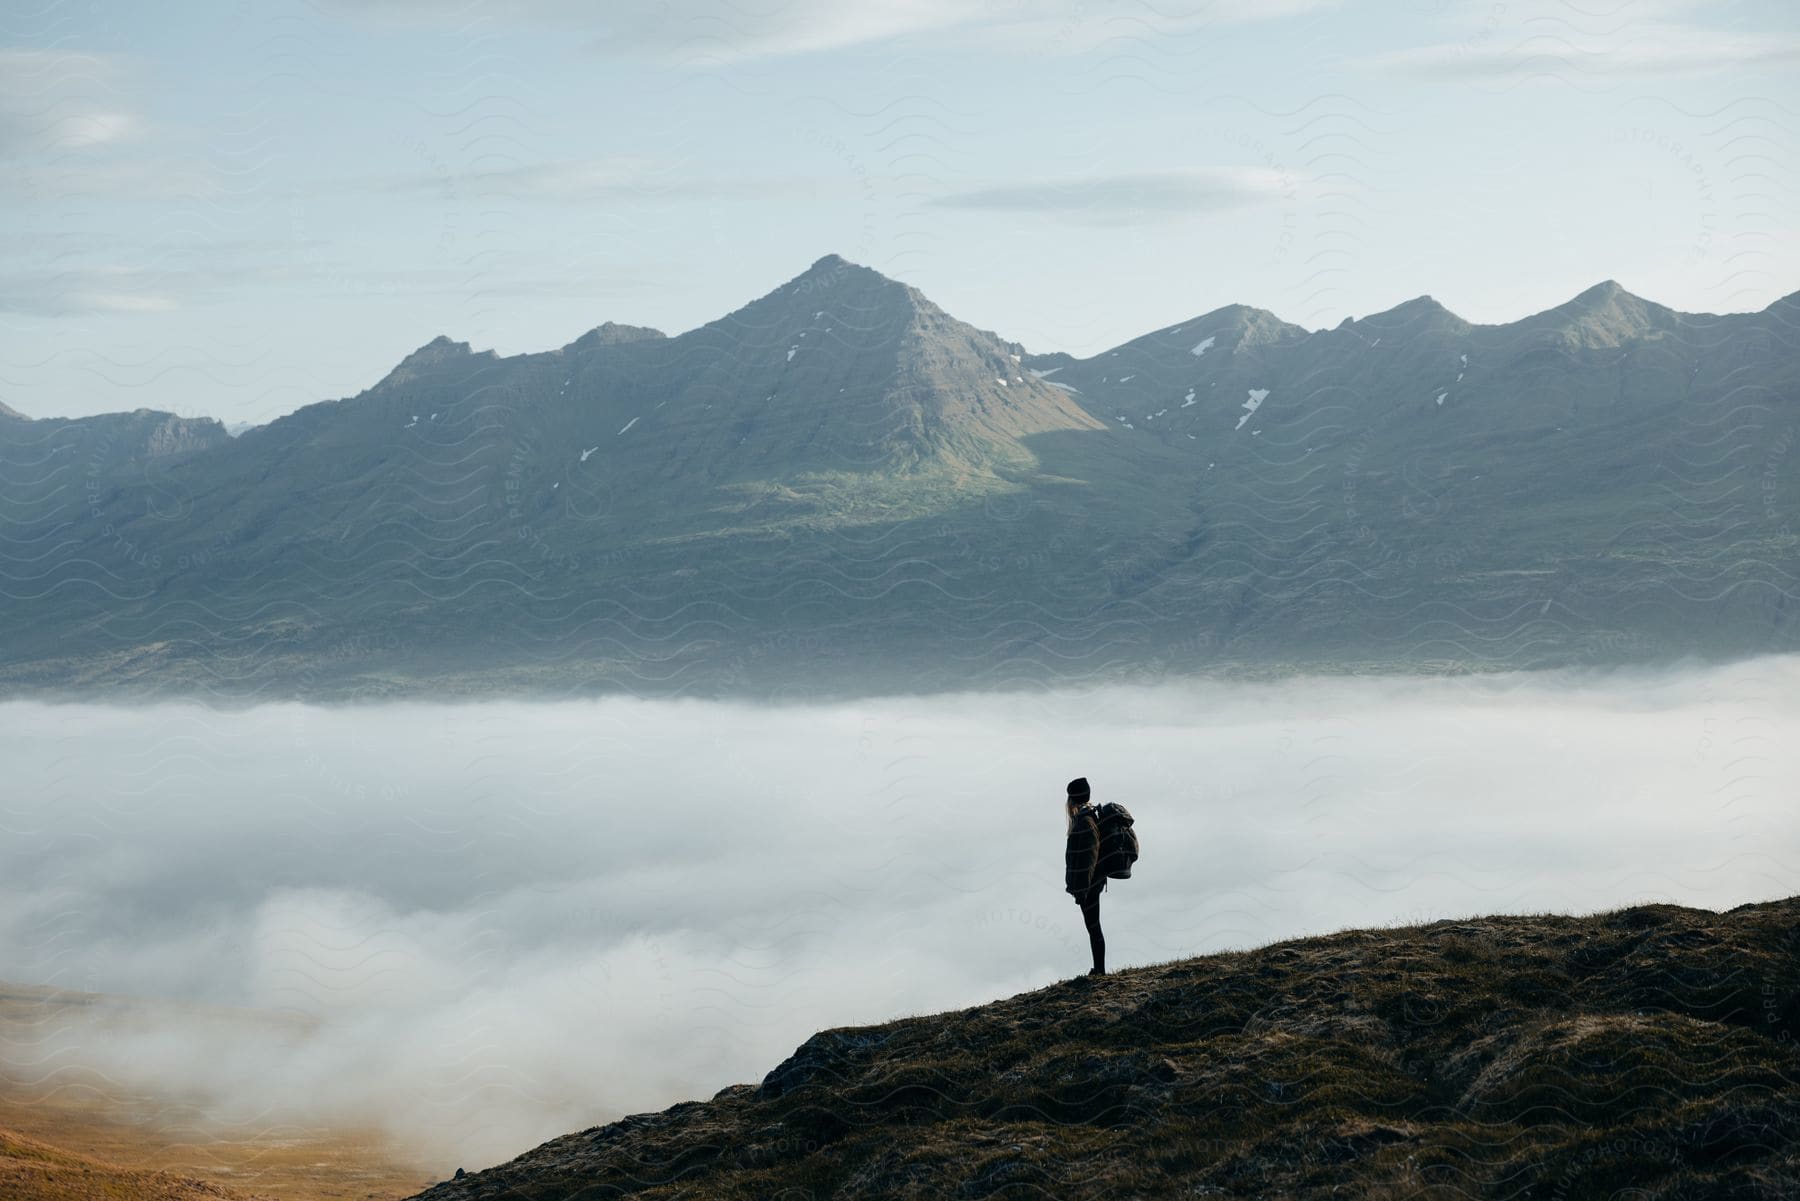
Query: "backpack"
1095 802 1139 879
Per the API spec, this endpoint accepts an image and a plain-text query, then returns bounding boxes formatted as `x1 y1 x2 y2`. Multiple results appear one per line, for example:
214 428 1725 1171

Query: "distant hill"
1 256 1796 699
0 981 423 1201
0 403 227 466
0 1126 261 1201
409 896 1800 1201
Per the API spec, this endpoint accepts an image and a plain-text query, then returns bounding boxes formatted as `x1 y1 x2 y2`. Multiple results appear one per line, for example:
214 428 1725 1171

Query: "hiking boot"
1088 967 1107 977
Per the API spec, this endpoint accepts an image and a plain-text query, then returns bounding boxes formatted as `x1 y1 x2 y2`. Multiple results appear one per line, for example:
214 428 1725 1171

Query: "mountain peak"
0 399 24 420
659 253 1100 475
1573 279 1628 303
1070 300 1305 368
569 321 666 349
1527 279 1673 347
1191 302 1307 350
376 335 480 388
787 252 905 296
402 334 471 365
1194 302 1284 325
723 254 942 332
1357 293 1471 333
1391 294 1451 315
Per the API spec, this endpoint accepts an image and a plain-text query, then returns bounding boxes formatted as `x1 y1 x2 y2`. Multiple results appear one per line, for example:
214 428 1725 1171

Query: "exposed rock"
757 1028 894 1099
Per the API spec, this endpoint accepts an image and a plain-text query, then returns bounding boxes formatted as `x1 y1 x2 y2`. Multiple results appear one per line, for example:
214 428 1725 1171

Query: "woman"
1063 776 1106 976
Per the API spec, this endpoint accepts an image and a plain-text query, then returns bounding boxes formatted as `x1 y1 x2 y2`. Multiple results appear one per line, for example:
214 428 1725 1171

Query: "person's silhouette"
1063 776 1106 976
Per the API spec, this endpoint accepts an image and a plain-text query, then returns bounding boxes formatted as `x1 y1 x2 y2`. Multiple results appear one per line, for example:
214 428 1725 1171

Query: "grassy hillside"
411 896 1799 1200
0 1126 262 1201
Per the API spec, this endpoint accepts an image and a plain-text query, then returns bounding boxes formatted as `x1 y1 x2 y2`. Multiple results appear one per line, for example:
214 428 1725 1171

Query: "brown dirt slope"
0 982 426 1201
0 1126 271 1201
411 896 1800 1201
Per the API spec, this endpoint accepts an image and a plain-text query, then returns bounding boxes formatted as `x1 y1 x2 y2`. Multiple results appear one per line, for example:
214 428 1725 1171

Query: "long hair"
1065 793 1087 835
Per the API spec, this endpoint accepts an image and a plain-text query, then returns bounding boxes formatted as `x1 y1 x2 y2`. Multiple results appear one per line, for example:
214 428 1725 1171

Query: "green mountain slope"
406 897 1800 1201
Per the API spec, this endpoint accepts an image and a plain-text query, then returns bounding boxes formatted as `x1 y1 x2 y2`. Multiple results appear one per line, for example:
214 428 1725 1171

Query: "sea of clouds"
2 653 1796 1170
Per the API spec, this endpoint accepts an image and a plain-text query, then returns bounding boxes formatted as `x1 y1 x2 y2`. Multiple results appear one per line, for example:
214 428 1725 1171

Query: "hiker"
1064 777 1106 976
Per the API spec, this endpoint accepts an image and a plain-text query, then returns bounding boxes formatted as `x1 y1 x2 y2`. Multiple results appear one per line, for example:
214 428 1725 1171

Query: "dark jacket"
1065 804 1101 895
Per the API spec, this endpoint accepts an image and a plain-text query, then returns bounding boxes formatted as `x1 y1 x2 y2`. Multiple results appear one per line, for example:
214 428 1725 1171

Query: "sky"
4 0 1799 422
2 654 1796 1170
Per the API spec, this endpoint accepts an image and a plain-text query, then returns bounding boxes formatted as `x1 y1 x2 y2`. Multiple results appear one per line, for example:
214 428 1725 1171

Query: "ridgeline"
6 258 1797 700
411 896 1799 1200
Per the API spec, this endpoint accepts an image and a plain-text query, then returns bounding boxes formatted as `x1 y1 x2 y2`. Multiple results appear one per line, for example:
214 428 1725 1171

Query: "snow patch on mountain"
1235 388 1269 431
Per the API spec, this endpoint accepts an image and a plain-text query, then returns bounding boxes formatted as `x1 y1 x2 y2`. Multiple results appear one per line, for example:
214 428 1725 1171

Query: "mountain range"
2 255 1796 699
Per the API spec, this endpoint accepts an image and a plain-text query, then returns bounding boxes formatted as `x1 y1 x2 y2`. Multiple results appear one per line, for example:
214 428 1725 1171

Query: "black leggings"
1076 881 1105 972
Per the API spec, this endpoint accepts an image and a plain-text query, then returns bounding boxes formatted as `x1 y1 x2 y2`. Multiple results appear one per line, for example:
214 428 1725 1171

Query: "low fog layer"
3 655 1796 1171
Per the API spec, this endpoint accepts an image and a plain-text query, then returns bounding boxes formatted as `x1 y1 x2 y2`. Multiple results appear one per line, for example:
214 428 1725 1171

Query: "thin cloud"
1363 17 1800 81
330 0 1340 64
0 48 139 157
930 168 1296 225
0 266 179 316
1 158 225 201
593 0 974 64
331 0 973 62
947 0 1341 57
0 254 658 317
377 155 815 203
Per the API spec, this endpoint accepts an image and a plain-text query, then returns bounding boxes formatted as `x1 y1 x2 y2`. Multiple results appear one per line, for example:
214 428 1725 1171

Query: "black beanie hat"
1066 777 1090 798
